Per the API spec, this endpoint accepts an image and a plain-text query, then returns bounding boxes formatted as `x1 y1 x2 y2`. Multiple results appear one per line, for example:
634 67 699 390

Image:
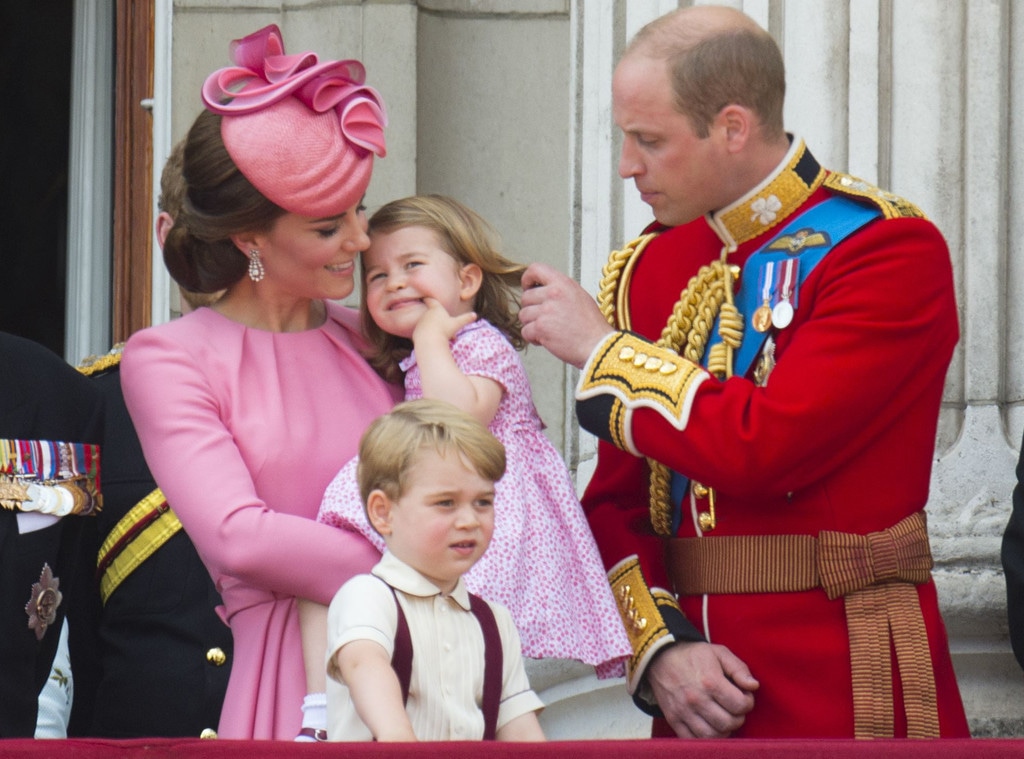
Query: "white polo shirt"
326 551 543 741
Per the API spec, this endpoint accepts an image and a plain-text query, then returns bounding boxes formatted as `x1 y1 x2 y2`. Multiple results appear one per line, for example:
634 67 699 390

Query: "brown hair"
158 139 222 310
362 195 525 384
629 10 785 140
161 109 287 294
357 399 506 533
157 139 186 217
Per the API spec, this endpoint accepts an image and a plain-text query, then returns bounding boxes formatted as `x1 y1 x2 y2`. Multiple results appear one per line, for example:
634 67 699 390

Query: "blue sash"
667 196 882 532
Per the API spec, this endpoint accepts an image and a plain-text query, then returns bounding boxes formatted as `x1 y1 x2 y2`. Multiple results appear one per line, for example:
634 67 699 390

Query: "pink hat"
201 25 387 218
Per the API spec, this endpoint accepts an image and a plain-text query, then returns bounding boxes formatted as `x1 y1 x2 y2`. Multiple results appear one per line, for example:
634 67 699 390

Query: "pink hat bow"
201 25 387 217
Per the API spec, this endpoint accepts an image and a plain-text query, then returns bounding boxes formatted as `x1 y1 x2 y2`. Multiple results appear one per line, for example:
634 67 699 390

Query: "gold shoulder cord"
597 237 742 535
77 342 125 376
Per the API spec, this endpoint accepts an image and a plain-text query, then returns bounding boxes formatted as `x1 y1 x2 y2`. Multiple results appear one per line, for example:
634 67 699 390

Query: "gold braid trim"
597 239 741 535
598 234 657 327
76 343 125 376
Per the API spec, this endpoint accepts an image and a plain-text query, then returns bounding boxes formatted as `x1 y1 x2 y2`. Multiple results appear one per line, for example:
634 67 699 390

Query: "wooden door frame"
112 0 154 343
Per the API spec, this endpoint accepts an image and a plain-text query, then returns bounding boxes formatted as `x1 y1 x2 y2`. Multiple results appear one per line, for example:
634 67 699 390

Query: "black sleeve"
1002 426 1024 672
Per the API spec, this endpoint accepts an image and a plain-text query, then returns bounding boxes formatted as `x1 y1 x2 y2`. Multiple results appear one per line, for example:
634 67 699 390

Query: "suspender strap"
390 589 414 705
386 585 502 740
665 511 940 738
469 592 502 741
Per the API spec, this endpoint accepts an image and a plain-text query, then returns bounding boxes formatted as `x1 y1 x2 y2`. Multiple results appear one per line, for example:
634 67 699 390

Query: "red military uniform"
578 138 969 738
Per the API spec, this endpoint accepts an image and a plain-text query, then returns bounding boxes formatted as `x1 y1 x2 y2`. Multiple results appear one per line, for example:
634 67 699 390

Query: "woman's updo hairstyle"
161 109 285 294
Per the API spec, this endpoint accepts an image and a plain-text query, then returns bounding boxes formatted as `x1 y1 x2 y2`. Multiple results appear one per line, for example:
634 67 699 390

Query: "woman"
121 25 399 740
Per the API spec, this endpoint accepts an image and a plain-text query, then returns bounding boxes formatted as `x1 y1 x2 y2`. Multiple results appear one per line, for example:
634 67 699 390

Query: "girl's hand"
413 298 477 345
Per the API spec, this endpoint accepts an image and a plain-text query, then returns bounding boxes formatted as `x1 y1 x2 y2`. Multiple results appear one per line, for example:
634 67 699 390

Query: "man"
67 141 232 738
520 5 969 740
0 332 103 737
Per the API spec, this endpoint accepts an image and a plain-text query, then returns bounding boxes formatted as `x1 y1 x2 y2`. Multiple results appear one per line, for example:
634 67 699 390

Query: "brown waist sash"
666 510 940 739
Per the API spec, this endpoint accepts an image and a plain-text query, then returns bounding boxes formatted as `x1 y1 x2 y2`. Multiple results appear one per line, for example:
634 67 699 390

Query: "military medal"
753 336 776 386
752 261 775 333
772 297 793 329
0 477 30 510
771 258 799 329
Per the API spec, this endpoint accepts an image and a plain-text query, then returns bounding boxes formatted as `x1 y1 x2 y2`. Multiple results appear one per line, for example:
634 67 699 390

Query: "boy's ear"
458 263 483 303
365 490 394 536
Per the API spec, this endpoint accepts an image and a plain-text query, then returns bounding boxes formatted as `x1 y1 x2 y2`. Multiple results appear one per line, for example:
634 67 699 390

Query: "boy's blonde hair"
357 400 506 528
363 195 526 383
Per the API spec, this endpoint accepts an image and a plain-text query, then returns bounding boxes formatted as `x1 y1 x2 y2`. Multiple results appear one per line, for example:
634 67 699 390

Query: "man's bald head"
624 5 786 140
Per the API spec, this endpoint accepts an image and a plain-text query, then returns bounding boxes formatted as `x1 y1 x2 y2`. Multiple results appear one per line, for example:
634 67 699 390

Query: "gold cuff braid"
578 332 708 440
608 557 679 691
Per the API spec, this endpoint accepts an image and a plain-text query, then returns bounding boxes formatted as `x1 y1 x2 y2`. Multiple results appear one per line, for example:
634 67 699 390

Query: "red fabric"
0 738 1012 758
583 179 969 737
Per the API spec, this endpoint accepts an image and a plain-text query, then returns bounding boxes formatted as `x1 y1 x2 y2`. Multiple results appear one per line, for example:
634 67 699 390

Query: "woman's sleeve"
121 328 379 606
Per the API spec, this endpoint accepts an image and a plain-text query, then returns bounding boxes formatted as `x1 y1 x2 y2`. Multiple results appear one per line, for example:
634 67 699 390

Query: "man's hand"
520 263 614 369
648 641 759 738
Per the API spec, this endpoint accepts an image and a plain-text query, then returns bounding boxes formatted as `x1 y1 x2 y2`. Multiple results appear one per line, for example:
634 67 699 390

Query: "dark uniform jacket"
0 332 102 737
70 351 232 737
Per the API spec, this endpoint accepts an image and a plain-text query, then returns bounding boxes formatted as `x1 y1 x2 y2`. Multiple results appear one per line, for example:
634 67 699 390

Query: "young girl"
314 195 629 696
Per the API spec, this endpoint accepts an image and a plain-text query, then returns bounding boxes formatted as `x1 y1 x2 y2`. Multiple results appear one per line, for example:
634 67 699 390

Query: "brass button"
206 647 227 666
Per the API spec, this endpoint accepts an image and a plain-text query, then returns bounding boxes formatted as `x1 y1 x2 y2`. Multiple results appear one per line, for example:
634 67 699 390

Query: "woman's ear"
155 212 175 250
365 490 394 537
458 263 483 303
230 232 262 257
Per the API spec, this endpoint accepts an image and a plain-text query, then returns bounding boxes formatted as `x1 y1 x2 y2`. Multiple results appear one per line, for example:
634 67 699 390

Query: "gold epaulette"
824 172 926 220
608 556 680 693
77 343 125 376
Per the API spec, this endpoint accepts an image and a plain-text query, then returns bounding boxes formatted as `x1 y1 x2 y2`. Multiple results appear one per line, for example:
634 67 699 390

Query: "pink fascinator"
201 25 387 218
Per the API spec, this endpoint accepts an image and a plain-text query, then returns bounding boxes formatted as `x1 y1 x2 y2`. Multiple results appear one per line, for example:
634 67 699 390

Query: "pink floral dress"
318 320 629 676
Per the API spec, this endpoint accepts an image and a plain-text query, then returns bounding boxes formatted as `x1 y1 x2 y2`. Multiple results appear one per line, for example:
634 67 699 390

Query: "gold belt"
96 488 182 604
666 511 940 739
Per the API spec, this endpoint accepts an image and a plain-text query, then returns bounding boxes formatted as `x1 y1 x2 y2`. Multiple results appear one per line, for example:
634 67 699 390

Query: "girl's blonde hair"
363 194 525 383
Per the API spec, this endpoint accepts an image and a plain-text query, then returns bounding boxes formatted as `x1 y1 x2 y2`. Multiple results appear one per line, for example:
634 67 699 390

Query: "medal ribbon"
0 439 99 484
758 260 775 305
777 257 799 309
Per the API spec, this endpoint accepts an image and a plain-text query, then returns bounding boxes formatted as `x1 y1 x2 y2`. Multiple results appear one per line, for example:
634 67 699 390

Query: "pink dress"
121 302 400 740
318 320 630 676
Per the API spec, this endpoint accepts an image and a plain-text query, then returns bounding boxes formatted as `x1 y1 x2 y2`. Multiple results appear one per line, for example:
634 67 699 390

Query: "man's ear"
714 104 753 154
458 263 483 303
365 490 394 536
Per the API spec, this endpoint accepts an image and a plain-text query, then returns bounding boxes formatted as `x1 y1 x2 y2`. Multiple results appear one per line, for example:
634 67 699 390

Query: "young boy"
325 399 545 742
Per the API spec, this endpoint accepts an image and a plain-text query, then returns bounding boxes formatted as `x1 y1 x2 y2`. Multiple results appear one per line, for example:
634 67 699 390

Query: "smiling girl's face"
362 225 479 339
